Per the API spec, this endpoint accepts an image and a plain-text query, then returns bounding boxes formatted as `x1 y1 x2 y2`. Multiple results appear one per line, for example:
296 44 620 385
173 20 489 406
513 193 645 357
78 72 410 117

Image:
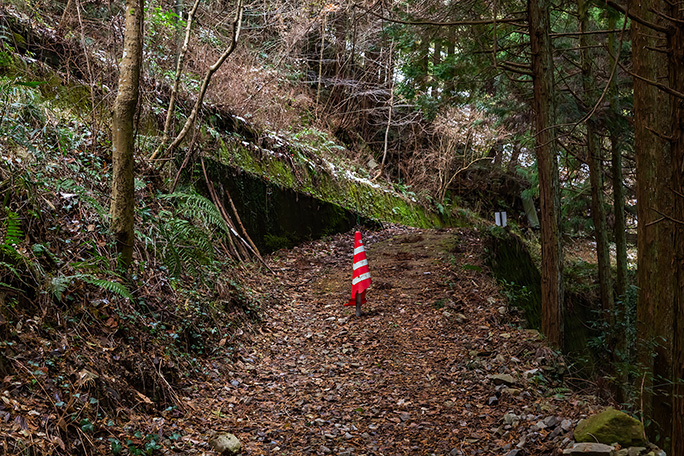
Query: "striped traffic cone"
345 231 371 316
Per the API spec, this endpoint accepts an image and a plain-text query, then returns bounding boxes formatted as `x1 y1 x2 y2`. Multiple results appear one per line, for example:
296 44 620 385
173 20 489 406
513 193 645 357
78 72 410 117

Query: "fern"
48 274 133 301
151 190 231 278
0 261 20 279
2 211 24 246
48 274 72 301
0 281 21 292
55 180 109 222
163 191 230 236
81 276 133 300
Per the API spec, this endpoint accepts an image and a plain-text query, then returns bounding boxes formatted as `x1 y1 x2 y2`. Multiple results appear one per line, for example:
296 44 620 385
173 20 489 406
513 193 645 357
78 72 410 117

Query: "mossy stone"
209 432 241 455
574 408 646 447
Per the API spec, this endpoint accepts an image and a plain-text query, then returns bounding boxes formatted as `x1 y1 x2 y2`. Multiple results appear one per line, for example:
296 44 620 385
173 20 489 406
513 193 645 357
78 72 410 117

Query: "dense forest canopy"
1 0 683 453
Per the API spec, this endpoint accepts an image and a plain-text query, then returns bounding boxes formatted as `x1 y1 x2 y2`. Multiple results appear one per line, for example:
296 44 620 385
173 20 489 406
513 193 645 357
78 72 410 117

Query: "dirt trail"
204 227 595 455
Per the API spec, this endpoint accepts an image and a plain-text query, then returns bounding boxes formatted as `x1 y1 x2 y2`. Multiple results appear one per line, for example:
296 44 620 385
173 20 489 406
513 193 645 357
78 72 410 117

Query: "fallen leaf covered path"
205 226 596 455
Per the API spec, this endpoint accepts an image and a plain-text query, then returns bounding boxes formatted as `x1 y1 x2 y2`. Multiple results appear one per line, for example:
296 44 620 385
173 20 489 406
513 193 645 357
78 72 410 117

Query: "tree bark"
110 0 143 269
631 0 675 448
607 8 628 301
528 0 563 348
579 0 614 315
667 6 684 453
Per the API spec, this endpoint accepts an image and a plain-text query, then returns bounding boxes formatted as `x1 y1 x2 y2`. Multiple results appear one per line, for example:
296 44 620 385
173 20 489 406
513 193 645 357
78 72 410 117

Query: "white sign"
495 211 507 227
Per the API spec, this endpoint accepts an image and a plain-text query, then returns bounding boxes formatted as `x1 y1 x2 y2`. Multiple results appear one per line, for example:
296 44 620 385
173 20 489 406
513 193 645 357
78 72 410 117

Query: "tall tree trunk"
110 0 143 269
607 11 630 404
528 0 563 348
579 0 614 314
631 0 675 448
607 8 628 300
667 5 684 452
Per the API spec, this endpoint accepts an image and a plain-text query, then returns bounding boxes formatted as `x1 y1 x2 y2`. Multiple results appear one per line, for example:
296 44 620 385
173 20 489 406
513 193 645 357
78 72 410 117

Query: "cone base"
345 290 367 306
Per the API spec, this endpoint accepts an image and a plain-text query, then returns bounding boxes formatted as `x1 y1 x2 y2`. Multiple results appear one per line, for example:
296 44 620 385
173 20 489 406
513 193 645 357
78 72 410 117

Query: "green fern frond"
48 274 133 301
2 211 24 246
81 276 133 300
163 191 230 236
134 178 147 191
153 190 231 278
0 281 21 292
80 193 108 222
164 243 183 277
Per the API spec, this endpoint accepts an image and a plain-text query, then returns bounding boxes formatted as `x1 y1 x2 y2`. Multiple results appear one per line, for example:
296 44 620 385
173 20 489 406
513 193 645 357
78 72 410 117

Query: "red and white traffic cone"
345 231 371 316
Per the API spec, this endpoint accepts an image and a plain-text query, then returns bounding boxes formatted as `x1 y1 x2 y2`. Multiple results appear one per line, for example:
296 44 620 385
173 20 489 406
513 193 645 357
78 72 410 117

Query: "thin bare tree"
151 0 245 164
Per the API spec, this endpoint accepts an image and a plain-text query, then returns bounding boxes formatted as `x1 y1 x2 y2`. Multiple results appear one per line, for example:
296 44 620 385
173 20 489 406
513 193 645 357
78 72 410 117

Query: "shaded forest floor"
188 226 603 455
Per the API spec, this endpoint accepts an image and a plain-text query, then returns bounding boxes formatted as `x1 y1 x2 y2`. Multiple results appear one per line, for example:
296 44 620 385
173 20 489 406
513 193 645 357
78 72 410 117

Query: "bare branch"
652 208 684 225
150 0 202 161
500 62 533 76
621 61 684 100
603 0 670 34
353 3 526 27
649 7 684 25
551 28 630 37
645 126 673 141
156 0 245 164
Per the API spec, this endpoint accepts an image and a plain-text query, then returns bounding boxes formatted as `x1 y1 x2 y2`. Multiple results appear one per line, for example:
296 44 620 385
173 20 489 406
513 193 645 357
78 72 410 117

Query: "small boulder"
488 373 516 386
562 442 614 455
209 432 242 455
574 408 647 447
503 413 519 425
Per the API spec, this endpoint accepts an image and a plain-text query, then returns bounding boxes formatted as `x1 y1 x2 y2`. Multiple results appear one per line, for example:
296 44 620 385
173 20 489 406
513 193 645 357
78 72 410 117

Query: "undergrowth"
0 71 266 455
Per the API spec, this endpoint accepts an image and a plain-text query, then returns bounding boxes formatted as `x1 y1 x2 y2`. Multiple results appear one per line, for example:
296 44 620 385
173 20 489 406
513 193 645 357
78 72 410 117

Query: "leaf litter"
213 226 603 455
0 225 606 455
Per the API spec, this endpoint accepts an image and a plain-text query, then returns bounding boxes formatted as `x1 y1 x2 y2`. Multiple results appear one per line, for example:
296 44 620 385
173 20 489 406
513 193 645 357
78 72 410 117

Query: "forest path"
210 227 587 455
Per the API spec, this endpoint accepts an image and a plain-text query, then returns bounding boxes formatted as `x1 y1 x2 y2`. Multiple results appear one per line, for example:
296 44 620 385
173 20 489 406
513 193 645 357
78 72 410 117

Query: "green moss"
264 234 295 251
212 129 461 230
486 229 542 329
574 408 646 447
266 159 296 187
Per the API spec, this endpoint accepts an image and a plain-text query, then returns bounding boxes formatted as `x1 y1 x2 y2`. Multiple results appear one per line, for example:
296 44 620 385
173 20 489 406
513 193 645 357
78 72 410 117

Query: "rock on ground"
209 432 242 455
562 442 614 455
574 408 647 447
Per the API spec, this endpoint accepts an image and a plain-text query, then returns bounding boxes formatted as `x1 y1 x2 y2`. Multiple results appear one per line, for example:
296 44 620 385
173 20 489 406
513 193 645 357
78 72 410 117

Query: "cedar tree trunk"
528 0 563 348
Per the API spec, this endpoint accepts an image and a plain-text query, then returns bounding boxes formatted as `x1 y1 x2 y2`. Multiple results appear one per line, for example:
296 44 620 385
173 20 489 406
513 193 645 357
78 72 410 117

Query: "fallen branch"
224 188 262 261
200 159 276 274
